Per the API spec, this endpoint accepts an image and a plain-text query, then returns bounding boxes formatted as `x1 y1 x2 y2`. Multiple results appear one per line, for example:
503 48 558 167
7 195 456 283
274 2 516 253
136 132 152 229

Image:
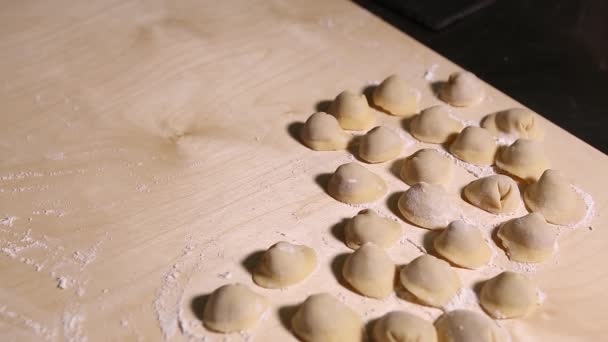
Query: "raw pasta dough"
342 242 395 299
344 209 401 250
203 283 268 333
401 149 454 186
398 182 460 230
372 75 420 117
409 105 463 144
359 126 402 163
291 293 362 342
524 169 586 225
327 162 387 204
328 90 375 131
433 221 491 269
463 175 521 214
497 212 557 263
439 71 485 107
449 126 497 166
399 254 460 307
253 241 317 288
435 310 505 342
300 112 351 151
496 139 549 181
480 271 538 319
481 108 544 140
372 311 437 342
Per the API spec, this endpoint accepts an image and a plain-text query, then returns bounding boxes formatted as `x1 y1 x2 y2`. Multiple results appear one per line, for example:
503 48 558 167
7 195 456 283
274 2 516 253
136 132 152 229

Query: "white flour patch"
62 304 87 342
424 64 439 81
442 287 480 312
435 149 495 177
0 304 57 340
1 216 18 227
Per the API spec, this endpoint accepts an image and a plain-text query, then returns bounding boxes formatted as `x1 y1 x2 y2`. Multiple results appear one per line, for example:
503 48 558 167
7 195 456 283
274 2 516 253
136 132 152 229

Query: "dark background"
354 0 608 153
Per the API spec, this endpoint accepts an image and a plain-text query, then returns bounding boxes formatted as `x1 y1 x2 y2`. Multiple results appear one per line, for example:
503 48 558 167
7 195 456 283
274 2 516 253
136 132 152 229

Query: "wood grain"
0 0 607 341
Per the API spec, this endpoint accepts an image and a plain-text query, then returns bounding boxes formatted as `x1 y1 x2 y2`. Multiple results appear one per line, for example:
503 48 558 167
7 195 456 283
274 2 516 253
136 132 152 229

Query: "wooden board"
1 0 607 341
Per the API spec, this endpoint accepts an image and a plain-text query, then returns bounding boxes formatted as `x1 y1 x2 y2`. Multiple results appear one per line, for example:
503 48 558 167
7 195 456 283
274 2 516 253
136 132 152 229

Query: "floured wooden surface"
1 0 607 341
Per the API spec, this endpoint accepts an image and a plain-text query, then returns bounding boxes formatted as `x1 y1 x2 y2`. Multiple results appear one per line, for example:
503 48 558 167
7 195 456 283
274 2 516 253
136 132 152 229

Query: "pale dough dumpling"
327 162 387 204
439 71 485 107
398 182 460 230
253 241 317 289
399 254 460 307
435 310 505 342
433 221 491 269
372 311 438 342
480 271 538 319
496 139 550 181
449 126 497 166
342 242 395 299
291 293 362 342
328 90 374 131
344 209 401 250
203 283 268 333
524 169 586 225
372 75 420 117
400 149 454 186
409 105 464 143
300 112 351 151
463 175 521 214
497 212 557 263
359 126 402 163
481 108 544 140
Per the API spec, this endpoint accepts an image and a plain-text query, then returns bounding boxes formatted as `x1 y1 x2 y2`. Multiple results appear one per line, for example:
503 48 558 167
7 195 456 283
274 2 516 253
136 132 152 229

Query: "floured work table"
0 0 607 341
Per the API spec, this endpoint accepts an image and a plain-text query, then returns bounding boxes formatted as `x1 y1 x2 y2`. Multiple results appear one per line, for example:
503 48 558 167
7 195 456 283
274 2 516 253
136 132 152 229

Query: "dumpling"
400 149 454 186
372 75 420 117
435 310 505 342
203 283 268 333
480 271 538 319
449 126 497 166
398 182 460 230
433 221 491 269
327 162 387 204
291 293 362 342
523 169 586 225
409 105 463 144
481 108 544 140
253 241 317 288
359 126 402 163
497 212 557 263
328 90 375 131
300 112 351 151
399 254 460 307
342 243 395 299
463 175 521 214
372 311 437 342
439 71 485 107
344 209 401 250
496 139 550 181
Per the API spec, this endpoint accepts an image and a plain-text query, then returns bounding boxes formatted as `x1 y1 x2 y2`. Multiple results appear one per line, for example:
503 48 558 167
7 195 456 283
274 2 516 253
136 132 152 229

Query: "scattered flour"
0 216 18 227
442 287 480 312
423 64 439 81
62 305 87 342
0 304 57 340
435 148 495 177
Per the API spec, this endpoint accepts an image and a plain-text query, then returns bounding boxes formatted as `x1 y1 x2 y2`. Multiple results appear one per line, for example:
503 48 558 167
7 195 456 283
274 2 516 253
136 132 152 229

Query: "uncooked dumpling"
253 241 317 289
400 149 454 186
433 221 491 269
291 293 362 342
300 112 351 151
449 126 497 166
409 105 464 143
359 126 402 163
342 242 395 299
399 254 460 307
481 108 544 140
480 271 538 319
524 169 586 225
398 182 460 230
496 139 549 181
435 310 504 342
344 209 401 250
372 311 438 342
372 75 420 117
327 162 387 204
203 283 268 333
328 90 374 131
439 71 485 107
497 212 557 263
463 175 521 214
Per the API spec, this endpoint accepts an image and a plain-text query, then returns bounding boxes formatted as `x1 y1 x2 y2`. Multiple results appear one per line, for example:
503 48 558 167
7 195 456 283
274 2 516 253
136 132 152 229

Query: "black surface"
353 0 608 153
